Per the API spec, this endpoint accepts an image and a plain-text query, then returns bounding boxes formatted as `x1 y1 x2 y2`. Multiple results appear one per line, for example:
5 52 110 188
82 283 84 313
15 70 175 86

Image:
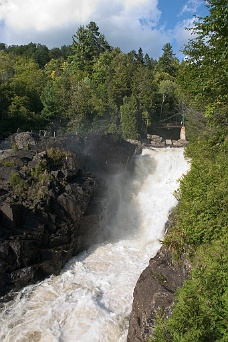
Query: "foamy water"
0 148 190 342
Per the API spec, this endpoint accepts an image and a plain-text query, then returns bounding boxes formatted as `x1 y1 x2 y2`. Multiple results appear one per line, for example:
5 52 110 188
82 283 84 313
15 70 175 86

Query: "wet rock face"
0 133 137 299
52 133 139 175
127 247 191 342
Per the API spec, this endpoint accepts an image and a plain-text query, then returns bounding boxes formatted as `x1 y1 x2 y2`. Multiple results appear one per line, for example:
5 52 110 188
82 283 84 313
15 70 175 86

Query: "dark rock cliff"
127 216 191 341
0 133 137 299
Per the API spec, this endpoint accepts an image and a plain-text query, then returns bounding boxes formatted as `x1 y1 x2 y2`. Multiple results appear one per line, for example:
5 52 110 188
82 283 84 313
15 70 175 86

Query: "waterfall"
0 147 190 342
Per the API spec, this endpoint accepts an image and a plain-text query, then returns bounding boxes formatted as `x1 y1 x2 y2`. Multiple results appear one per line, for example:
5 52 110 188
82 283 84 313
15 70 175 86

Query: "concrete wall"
180 127 186 140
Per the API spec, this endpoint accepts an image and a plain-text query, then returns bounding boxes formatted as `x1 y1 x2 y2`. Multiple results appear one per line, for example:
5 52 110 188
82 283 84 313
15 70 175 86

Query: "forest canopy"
0 22 180 138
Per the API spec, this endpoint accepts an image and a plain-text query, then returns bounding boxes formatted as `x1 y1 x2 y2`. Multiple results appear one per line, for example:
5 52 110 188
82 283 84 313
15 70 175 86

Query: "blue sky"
158 0 206 27
0 0 209 59
157 0 208 56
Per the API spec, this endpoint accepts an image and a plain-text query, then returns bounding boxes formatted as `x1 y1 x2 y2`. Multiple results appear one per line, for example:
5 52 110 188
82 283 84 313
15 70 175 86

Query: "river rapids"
0 147 190 342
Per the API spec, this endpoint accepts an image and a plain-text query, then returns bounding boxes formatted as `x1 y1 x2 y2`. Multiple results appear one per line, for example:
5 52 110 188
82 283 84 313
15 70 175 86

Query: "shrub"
150 239 228 342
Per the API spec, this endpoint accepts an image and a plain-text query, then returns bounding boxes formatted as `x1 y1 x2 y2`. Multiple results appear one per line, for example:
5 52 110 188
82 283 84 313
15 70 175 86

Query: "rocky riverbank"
127 246 191 341
0 132 137 299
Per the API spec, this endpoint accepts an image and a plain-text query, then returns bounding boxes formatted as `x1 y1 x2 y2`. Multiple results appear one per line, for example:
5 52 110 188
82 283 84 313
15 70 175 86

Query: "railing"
153 112 185 128
155 123 182 128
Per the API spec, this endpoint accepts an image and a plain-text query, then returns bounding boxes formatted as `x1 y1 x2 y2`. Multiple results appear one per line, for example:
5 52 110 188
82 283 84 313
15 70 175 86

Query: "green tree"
71 21 112 73
0 51 45 134
6 42 50 68
66 76 94 133
155 43 179 77
158 79 178 119
33 44 50 68
136 47 144 64
91 49 116 115
41 60 71 130
11 56 44 112
131 65 157 126
0 43 6 50
120 95 142 139
150 2 228 341
60 45 73 59
144 53 157 70
107 51 136 108
49 47 62 60
178 0 228 108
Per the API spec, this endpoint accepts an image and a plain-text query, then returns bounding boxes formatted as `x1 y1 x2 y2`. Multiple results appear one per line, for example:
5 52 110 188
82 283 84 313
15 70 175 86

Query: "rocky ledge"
0 132 137 299
127 218 191 342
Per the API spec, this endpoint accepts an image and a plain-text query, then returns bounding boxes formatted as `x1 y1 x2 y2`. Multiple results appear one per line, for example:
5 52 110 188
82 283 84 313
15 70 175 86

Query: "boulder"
165 139 173 146
14 132 40 149
127 247 191 341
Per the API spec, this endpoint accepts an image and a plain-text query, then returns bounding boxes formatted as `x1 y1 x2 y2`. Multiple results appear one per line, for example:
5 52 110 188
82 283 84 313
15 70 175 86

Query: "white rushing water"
0 148 190 342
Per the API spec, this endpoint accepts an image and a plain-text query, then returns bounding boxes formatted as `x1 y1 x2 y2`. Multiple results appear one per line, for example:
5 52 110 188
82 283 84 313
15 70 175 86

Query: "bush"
163 131 228 257
151 116 228 341
46 147 71 170
150 239 228 342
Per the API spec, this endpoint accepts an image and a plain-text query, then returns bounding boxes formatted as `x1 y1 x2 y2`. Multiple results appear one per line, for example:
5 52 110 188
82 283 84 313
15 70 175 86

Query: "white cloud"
180 0 203 16
0 0 204 59
172 17 198 59
0 0 159 31
175 19 194 46
0 0 166 57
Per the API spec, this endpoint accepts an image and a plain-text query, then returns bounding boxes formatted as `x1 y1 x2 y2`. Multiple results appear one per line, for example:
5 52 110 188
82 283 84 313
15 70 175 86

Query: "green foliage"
155 43 179 77
0 51 46 134
106 52 136 108
151 239 228 342
66 76 94 133
150 3 228 341
30 164 46 179
40 40 179 137
9 170 22 186
46 147 71 169
178 0 228 107
41 73 70 125
71 21 112 73
5 42 71 66
16 148 72 202
32 168 51 188
177 0 228 142
120 95 142 139
9 171 29 198
0 160 15 167
1 22 180 139
163 125 227 255
131 65 158 122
